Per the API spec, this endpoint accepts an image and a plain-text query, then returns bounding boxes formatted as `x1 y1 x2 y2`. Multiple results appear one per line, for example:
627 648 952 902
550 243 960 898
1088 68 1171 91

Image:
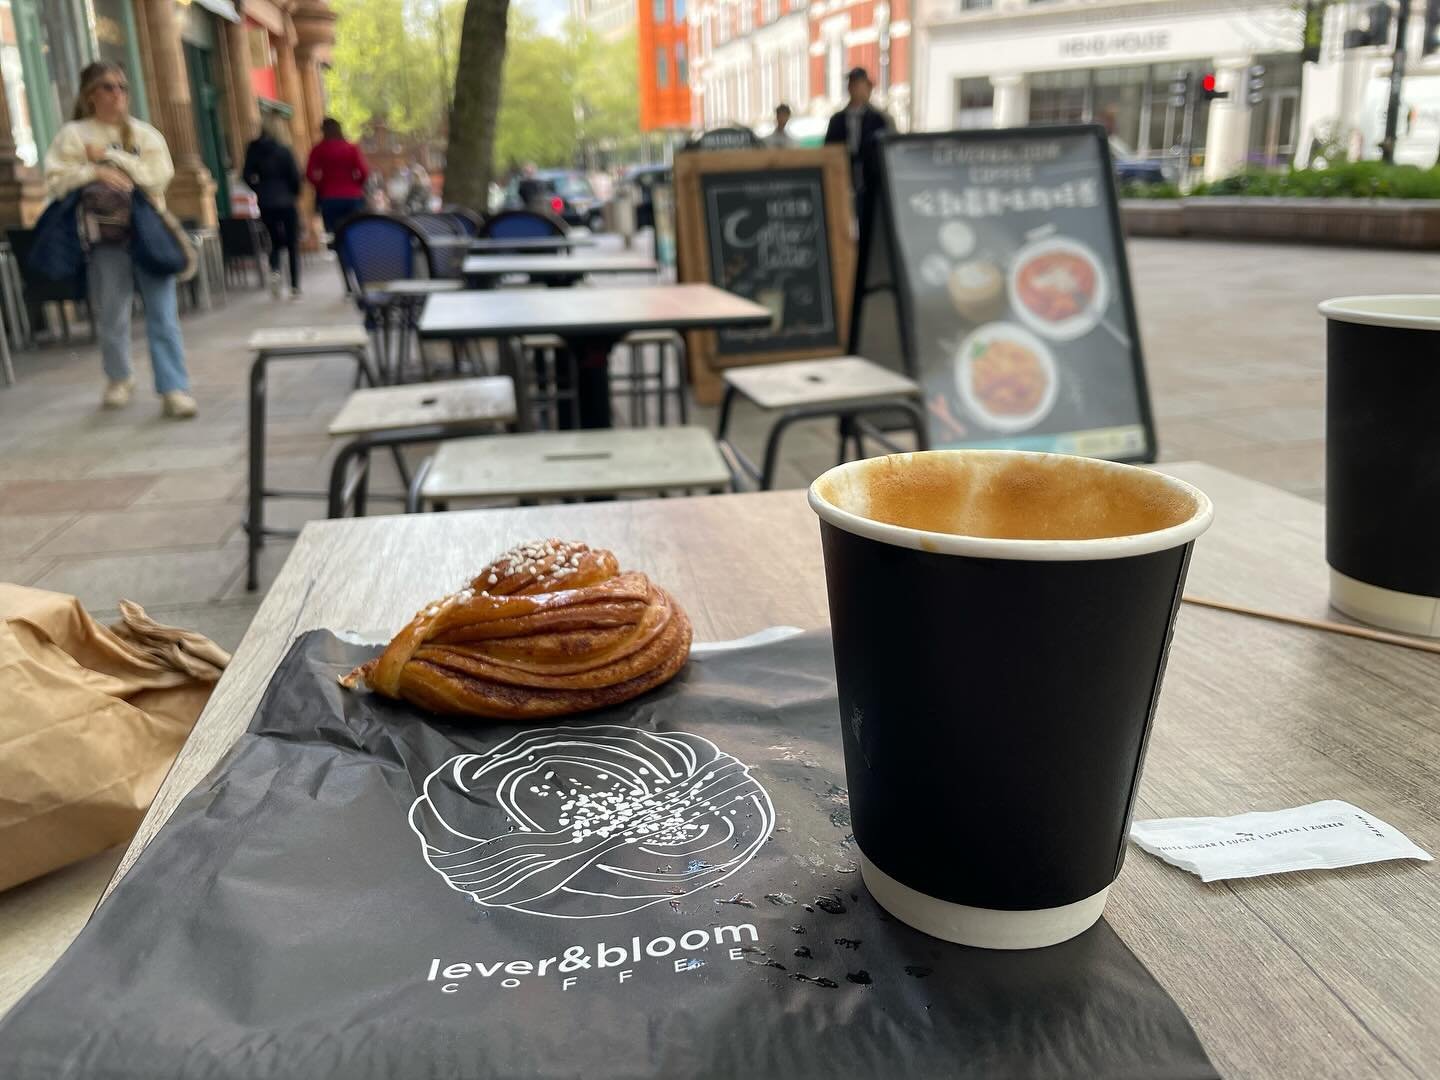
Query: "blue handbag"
129 192 188 277
25 191 87 283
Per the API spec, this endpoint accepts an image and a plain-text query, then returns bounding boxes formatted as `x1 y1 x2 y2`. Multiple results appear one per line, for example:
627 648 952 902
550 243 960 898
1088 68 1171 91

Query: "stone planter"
1121 197 1440 248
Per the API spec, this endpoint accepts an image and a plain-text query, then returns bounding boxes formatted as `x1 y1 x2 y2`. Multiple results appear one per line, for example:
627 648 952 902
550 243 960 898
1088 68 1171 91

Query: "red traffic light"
550 195 564 214
1201 72 1217 93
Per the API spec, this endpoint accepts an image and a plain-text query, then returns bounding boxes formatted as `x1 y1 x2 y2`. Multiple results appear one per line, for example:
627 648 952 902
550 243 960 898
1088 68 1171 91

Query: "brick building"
0 0 337 227
689 0 911 138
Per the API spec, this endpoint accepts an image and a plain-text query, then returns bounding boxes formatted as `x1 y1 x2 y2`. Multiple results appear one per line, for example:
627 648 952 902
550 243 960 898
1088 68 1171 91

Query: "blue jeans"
87 244 190 393
319 197 366 235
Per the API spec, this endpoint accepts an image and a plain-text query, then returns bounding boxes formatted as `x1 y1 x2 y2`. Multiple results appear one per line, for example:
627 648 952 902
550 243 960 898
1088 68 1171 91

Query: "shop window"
961 0 993 9
654 0 667 22
677 43 688 84
954 76 993 129
1028 68 1089 126
656 46 669 88
675 0 686 17
90 0 148 121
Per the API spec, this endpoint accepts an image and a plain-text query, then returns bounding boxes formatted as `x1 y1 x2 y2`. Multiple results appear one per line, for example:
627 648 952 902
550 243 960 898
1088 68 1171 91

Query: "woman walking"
43 61 196 418
306 117 370 236
244 114 302 299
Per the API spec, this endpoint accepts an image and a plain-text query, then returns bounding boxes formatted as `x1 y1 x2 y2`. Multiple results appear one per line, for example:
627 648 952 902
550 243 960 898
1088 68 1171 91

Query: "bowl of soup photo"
954 322 1058 434
1008 237 1109 341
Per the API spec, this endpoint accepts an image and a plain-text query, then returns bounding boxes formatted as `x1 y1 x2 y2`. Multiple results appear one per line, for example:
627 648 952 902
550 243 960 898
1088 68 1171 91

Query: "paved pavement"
0 237 1433 652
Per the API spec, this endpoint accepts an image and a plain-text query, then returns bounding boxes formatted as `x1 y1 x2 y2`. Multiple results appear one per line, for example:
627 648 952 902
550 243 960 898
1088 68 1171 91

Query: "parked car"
504 170 605 230
621 163 671 231
1110 137 1176 186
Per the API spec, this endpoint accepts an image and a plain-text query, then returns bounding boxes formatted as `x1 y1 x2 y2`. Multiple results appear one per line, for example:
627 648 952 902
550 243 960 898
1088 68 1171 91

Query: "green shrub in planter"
1118 180 1181 199
1191 162 1440 199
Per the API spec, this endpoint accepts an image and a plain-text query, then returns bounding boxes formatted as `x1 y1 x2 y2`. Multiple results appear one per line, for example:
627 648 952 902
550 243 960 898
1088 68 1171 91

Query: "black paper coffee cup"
1319 296 1440 637
808 450 1212 949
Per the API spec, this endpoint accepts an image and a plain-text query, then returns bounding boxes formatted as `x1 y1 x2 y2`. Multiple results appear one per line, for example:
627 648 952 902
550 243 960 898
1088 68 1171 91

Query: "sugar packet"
1130 800 1432 883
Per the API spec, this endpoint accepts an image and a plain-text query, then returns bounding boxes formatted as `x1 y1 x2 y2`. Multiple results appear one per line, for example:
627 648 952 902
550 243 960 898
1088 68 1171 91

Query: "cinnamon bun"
341 540 692 719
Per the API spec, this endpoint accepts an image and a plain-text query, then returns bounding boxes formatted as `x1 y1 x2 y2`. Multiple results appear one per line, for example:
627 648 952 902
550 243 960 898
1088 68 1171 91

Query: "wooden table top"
417 284 771 340
460 253 658 278
724 355 922 410
420 425 731 501
9 463 1438 1078
462 236 598 252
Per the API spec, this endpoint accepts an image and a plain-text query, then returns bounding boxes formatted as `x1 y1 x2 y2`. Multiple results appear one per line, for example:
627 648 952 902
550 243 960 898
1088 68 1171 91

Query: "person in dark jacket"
243 115 303 299
824 67 895 215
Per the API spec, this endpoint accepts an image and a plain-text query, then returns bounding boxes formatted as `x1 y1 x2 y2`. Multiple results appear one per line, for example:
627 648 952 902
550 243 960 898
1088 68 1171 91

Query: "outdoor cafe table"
425 235 599 254
5 463 1439 1079
418 284 770 429
461 252 658 287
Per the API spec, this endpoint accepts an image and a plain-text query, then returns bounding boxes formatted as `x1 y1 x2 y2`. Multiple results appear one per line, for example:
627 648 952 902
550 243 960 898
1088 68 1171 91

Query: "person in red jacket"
306 117 370 235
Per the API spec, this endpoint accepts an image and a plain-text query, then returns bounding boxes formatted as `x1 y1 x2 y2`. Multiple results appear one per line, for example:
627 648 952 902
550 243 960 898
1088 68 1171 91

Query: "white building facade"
914 0 1440 178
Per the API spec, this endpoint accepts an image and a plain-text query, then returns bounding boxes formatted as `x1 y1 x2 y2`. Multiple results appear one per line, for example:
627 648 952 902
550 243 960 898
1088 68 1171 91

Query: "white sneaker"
269 271 282 298
161 390 198 419
101 378 133 409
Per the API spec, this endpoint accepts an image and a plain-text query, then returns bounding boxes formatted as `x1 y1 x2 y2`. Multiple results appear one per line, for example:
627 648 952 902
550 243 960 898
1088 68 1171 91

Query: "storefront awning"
188 0 242 23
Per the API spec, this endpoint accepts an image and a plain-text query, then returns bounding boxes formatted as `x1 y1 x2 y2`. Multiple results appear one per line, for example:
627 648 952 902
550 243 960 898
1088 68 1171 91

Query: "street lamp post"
1381 0 1411 163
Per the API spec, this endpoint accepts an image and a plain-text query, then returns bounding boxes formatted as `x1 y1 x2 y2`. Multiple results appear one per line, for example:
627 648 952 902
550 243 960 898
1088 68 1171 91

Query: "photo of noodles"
969 338 1047 416
954 322 1058 434
409 725 775 918
1008 238 1110 341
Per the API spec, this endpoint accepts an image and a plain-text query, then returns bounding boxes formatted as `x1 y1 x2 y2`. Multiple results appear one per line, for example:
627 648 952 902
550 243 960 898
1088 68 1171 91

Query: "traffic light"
1425 0 1440 55
1199 72 1228 102
1246 65 1265 106
1169 71 1191 109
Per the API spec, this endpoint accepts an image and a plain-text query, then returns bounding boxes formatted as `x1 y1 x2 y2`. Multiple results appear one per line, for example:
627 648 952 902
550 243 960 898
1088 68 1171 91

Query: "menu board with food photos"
851 125 1156 462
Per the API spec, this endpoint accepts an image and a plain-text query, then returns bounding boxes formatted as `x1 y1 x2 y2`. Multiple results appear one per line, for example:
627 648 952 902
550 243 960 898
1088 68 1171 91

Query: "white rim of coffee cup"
859 852 1111 950
1317 294 1440 330
809 449 1213 562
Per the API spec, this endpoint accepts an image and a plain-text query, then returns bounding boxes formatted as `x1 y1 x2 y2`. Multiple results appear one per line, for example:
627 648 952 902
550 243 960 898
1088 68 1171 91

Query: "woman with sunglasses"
43 61 197 418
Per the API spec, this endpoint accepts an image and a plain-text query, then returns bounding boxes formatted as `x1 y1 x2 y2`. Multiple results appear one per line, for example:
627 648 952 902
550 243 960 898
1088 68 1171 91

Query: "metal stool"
366 279 464 384
610 329 688 426
245 326 377 591
327 376 518 517
716 356 929 491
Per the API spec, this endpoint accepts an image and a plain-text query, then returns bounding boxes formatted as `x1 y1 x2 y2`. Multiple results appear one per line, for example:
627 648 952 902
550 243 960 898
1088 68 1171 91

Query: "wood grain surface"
32 464 1440 1077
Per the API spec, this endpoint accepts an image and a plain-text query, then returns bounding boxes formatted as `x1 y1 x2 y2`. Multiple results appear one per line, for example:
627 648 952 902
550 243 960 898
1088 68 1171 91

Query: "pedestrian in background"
825 67 895 214
306 117 369 236
44 61 196 418
243 114 302 300
764 104 794 149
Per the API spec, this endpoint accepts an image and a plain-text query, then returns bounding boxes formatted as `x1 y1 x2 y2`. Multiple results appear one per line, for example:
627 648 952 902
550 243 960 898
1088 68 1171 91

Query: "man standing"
824 67 894 212
763 104 794 149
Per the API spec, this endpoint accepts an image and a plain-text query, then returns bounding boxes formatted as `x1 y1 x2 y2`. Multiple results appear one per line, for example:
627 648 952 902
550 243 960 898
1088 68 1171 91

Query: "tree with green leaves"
324 0 463 140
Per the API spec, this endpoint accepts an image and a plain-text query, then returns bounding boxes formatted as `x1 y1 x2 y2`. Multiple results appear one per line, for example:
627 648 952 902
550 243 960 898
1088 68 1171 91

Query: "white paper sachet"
1130 800 1433 883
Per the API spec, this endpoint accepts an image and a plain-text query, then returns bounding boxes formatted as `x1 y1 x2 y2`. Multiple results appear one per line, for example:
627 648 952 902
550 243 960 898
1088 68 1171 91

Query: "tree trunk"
445 0 510 211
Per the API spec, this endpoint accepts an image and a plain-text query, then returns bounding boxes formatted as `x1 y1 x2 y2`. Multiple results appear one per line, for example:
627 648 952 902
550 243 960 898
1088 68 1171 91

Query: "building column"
1203 55 1253 182
0 59 44 225
991 73 1028 128
135 0 218 224
290 2 338 246
222 16 261 166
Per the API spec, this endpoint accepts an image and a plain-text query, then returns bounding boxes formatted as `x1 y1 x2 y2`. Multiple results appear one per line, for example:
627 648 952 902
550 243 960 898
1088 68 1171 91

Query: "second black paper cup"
808 450 1212 950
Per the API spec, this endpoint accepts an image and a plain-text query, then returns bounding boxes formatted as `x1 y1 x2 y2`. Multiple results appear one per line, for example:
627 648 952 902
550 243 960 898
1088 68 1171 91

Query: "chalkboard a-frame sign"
851 125 1157 463
675 145 855 403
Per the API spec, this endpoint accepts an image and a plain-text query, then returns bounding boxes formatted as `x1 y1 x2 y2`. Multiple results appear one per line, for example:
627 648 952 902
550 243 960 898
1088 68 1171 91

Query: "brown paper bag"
0 585 230 893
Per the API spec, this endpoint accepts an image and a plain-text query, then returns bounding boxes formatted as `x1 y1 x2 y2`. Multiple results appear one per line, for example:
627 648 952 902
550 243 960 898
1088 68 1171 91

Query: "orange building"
639 0 693 130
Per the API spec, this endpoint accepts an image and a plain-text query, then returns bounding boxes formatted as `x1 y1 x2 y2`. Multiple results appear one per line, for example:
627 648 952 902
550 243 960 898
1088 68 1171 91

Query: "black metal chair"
218 217 270 288
408 212 467 279
478 208 569 243
440 205 483 235
5 228 90 343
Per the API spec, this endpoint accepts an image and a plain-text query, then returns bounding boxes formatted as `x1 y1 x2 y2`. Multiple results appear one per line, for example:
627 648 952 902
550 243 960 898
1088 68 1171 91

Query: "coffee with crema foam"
813 451 1198 541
